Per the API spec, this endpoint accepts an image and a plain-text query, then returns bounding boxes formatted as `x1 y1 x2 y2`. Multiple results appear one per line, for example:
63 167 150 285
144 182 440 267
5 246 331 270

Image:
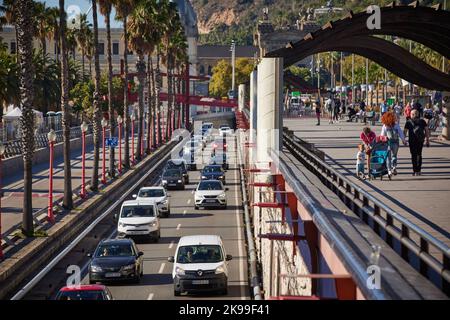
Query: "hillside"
192 0 439 45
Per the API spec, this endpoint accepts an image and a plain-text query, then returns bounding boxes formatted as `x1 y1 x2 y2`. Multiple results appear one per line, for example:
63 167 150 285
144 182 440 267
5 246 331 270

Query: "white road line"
234 160 246 300
158 263 165 274
187 199 191 204
176 223 181 230
147 293 154 300
183 209 187 215
168 241 175 249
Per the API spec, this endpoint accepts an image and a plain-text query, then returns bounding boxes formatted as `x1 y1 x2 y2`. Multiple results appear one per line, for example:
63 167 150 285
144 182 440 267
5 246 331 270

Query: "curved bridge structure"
265 3 450 91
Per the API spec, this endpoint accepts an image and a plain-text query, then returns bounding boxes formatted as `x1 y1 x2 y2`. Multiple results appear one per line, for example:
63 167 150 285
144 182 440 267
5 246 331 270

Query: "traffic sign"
105 137 118 148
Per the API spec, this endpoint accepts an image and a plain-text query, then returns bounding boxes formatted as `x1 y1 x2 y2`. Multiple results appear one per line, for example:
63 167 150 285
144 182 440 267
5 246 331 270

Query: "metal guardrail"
282 128 450 296
237 130 263 300
2 125 93 159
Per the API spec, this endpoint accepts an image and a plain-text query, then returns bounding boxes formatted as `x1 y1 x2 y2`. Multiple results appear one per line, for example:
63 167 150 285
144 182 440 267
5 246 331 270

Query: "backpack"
410 120 425 142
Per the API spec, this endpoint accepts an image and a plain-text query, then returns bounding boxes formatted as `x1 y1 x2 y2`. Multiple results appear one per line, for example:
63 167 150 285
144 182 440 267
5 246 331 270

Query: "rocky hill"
192 0 438 45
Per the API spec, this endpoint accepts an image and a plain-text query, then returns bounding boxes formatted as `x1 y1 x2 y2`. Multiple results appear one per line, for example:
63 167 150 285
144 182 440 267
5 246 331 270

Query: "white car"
116 200 160 242
192 135 206 148
168 235 232 296
194 180 228 209
133 186 170 217
219 125 233 136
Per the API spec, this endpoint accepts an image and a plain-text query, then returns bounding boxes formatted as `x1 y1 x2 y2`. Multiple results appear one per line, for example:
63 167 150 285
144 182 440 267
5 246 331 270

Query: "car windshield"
203 166 222 173
138 189 165 198
220 126 230 130
176 245 223 264
57 290 105 300
163 169 181 177
198 181 223 190
95 243 135 257
121 205 155 217
166 162 186 172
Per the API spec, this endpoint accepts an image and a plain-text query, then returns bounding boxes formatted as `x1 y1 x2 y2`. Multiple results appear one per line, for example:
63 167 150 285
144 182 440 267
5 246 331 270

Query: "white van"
116 200 160 242
168 235 232 296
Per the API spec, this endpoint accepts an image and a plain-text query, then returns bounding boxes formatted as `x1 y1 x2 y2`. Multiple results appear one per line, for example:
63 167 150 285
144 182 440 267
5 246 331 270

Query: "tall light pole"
117 115 123 174
0 142 5 259
230 40 236 98
101 118 108 184
80 122 89 198
317 53 321 100
351 54 355 106
131 113 135 164
47 130 57 223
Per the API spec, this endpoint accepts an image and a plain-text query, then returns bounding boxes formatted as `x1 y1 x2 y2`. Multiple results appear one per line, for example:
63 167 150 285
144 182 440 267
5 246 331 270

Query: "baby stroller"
368 141 392 180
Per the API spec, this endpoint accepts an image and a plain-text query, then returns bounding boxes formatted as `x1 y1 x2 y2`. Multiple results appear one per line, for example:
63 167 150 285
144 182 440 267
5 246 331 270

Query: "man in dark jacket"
403 109 430 176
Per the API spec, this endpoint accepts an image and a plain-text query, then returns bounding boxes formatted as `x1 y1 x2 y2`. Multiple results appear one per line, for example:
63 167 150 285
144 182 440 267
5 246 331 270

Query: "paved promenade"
285 117 450 248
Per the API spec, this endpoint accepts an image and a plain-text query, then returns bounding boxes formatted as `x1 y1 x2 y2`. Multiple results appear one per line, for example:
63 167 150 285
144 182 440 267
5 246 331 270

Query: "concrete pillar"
238 84 246 112
249 70 258 166
256 58 283 165
442 91 450 140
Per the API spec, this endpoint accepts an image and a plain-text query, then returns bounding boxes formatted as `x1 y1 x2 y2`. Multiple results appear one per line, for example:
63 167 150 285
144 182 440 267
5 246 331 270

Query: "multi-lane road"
20 130 250 300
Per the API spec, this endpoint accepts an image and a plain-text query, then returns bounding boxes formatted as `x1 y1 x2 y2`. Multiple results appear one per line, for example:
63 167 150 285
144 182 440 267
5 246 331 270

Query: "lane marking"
234 155 246 300
158 263 165 274
147 293 154 300
168 241 175 249
176 223 181 230
187 199 191 204
183 209 187 215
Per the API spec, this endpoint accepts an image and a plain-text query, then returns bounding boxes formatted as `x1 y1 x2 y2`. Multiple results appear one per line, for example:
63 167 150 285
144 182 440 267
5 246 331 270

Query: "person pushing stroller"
379 112 407 175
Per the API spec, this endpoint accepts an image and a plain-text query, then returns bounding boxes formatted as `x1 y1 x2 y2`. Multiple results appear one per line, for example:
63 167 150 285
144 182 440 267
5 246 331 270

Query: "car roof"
203 164 222 169
122 200 157 206
139 186 165 191
99 238 134 245
59 284 107 292
178 235 222 246
168 159 187 164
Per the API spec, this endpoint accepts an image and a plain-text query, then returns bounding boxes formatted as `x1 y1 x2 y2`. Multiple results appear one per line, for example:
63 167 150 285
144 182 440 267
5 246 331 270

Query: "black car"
165 159 189 184
88 238 144 284
210 152 228 170
200 165 226 184
162 168 185 190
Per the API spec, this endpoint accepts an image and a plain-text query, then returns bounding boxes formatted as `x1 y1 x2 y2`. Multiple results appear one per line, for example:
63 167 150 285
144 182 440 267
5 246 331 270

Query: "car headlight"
218 193 226 199
149 221 157 227
160 199 169 205
118 222 124 227
215 266 225 274
175 266 185 276
177 179 182 183
162 180 168 184
90 265 103 272
201 175 207 179
122 264 135 271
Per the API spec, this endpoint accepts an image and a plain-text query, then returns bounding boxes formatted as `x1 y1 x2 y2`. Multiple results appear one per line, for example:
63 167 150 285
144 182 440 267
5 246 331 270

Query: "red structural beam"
244 168 271 173
252 202 286 209
159 92 238 108
248 182 276 187
257 233 305 241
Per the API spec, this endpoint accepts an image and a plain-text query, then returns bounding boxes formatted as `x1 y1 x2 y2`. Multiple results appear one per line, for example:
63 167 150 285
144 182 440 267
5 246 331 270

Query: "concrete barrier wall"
3 134 94 179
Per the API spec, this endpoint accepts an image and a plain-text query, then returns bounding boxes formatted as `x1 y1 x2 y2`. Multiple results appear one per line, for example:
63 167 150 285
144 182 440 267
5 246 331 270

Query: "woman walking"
360 127 376 176
379 111 407 175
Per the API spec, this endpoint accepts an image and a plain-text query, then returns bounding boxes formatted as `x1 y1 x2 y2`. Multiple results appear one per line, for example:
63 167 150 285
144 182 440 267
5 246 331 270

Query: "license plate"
127 231 148 235
192 280 209 285
205 200 216 203
168 183 177 186
105 272 121 278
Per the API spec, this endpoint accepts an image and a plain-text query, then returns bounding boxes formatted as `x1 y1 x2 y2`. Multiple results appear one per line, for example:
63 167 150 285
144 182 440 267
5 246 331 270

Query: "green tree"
209 58 254 98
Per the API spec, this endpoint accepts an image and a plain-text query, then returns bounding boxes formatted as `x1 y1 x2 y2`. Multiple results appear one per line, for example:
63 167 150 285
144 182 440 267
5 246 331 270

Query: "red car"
55 284 113 300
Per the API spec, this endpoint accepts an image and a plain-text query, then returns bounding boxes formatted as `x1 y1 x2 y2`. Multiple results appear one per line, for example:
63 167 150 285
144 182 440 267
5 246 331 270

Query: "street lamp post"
0 142 5 259
117 115 123 174
141 117 144 157
80 122 89 198
47 130 57 223
130 113 135 164
101 118 108 184
230 40 236 98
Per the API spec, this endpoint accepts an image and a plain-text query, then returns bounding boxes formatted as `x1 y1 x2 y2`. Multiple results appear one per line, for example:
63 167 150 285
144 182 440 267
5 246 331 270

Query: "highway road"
20 130 250 300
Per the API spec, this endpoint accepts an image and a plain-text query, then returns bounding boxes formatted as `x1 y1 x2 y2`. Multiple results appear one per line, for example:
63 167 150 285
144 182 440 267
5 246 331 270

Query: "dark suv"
162 168 185 190
165 159 189 184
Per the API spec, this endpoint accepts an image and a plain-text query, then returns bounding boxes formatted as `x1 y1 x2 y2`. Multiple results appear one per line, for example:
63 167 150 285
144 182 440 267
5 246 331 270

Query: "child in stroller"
368 140 392 180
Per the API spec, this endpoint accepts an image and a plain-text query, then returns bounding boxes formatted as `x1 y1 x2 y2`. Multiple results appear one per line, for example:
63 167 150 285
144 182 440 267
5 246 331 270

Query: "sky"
43 0 122 28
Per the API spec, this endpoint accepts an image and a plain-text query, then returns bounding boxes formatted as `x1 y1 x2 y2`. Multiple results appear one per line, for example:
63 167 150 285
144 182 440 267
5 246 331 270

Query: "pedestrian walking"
380 100 388 116
333 98 340 122
380 111 407 175
404 102 412 121
315 102 321 125
360 127 377 176
403 109 430 176
325 97 334 124
423 103 433 125
356 144 366 179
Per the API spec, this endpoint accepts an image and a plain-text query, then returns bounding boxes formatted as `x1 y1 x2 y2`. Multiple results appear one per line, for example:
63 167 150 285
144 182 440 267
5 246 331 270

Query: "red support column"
184 63 190 130
47 141 55 223
80 130 87 198
0 153 3 259
102 125 107 184
118 122 122 173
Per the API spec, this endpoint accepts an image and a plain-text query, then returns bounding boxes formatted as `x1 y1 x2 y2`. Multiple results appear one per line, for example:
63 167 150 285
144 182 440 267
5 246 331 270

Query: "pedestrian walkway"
285 117 450 249
1 135 141 234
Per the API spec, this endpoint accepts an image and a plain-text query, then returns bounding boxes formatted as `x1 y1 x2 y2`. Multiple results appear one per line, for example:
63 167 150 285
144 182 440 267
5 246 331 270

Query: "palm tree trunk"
90 0 101 191
156 49 162 145
122 16 130 168
136 54 146 160
81 49 85 80
16 0 36 236
105 10 115 178
146 54 152 153
59 0 73 209
150 54 157 149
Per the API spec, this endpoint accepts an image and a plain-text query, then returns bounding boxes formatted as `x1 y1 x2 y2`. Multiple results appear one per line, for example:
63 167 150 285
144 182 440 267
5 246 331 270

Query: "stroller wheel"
388 174 392 180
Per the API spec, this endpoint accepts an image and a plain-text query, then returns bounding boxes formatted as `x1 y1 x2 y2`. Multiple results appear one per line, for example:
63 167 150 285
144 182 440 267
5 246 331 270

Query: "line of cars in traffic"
56 122 236 299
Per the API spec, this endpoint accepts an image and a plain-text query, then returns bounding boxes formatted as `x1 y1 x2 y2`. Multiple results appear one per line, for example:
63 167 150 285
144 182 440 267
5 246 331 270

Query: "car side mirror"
225 187 229 191
168 256 175 263
226 254 233 261
138 252 144 257
132 194 137 198
87 253 92 258
113 212 118 222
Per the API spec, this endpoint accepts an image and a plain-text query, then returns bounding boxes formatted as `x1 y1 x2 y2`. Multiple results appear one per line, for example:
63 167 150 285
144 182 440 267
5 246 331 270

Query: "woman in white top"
380 111 407 175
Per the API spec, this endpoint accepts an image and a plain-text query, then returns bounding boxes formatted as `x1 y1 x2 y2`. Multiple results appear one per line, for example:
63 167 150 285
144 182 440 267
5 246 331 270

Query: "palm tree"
90 0 102 191
74 14 92 82
15 0 35 236
0 48 20 120
99 0 116 177
113 0 134 169
58 0 74 209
